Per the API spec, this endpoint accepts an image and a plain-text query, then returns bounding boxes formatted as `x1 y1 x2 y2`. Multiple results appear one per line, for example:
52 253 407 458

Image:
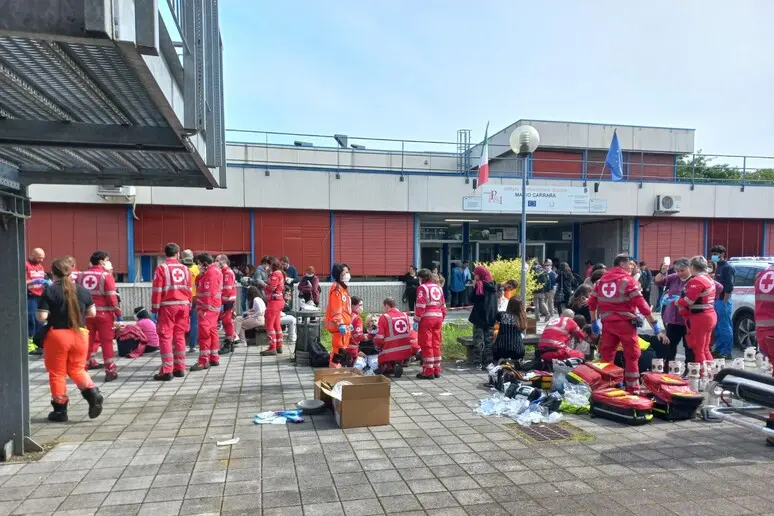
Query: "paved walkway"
1 344 770 516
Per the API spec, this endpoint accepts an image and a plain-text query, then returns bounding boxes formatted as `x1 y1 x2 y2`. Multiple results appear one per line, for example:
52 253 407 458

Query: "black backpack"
308 337 331 368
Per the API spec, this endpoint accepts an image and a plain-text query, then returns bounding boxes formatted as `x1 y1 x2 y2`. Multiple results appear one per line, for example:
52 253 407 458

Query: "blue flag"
605 131 623 181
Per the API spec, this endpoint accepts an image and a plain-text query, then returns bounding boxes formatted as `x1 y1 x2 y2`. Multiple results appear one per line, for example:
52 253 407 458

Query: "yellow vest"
188 264 199 297
617 337 651 353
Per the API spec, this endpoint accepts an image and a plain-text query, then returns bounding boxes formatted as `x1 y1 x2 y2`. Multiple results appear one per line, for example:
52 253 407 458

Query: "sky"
219 0 774 157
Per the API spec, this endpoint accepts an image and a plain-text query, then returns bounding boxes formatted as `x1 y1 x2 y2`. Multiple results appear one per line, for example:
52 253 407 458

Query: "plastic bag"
366 355 379 371
330 380 353 400
552 360 573 392
515 403 549 426
353 356 367 371
474 392 529 418
559 383 591 414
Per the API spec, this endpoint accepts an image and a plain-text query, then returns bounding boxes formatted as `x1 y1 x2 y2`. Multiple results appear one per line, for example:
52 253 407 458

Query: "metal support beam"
135 0 160 56
0 120 185 151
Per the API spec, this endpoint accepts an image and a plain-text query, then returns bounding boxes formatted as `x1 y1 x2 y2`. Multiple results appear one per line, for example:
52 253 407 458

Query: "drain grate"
505 421 595 443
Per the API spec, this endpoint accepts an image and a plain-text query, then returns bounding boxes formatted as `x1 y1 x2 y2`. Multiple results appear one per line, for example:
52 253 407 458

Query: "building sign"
464 185 603 213
462 196 482 211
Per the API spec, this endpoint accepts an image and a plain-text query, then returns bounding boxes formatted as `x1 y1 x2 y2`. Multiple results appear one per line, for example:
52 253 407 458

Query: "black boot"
80 388 103 419
189 363 209 372
173 370 185 378
219 340 233 355
104 372 118 382
47 401 68 422
153 372 173 381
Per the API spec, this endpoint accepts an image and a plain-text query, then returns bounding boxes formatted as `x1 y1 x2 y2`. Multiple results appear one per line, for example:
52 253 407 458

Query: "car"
727 257 774 350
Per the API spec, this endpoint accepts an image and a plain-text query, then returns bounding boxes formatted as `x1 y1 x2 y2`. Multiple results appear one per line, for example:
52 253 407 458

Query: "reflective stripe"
160 300 190 307
540 338 566 348
160 353 173 358
758 294 774 301
415 303 427 309
600 311 637 320
95 307 115 312
757 319 774 328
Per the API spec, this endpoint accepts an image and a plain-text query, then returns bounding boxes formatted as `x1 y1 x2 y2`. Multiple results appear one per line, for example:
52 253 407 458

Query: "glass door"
526 243 546 263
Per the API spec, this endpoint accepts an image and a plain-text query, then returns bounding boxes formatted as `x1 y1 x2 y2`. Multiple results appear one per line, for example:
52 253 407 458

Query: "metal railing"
225 129 774 187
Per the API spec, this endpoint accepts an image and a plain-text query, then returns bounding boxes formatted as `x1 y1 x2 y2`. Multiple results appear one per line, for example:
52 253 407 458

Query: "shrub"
477 256 540 303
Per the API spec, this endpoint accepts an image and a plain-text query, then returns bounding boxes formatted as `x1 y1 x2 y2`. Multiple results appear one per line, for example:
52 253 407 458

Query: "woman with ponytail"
36 258 103 422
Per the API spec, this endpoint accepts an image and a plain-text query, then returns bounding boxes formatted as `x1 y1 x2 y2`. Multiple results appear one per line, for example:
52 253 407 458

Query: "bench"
457 334 539 364
245 327 269 347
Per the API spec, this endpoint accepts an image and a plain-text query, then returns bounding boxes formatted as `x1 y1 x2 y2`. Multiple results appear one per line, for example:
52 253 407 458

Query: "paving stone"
416 491 460 510
379 494 422 512
57 493 109 510
342 498 385 516
220 494 262 512
102 489 148 506
179 496 222 515
9 495 65 514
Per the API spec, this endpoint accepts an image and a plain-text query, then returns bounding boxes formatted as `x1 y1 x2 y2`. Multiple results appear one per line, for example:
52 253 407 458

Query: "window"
731 265 760 287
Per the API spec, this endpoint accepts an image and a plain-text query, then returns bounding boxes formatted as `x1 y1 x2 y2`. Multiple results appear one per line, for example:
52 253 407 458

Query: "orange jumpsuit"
755 265 774 364
325 282 352 367
676 273 717 365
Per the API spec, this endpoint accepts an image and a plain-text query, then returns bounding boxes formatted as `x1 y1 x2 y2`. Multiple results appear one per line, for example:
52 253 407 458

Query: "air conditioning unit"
97 185 136 200
655 194 681 213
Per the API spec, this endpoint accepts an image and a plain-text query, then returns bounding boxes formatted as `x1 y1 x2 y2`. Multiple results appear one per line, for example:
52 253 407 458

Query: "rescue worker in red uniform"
77 251 121 380
755 262 774 365
347 296 365 362
538 312 588 362
262 257 286 356
26 247 47 340
674 256 717 367
216 255 238 355
373 297 417 375
191 253 223 371
588 254 666 392
414 268 447 379
151 243 192 381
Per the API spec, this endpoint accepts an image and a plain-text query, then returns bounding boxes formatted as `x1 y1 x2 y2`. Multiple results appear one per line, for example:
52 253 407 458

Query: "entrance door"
526 243 546 263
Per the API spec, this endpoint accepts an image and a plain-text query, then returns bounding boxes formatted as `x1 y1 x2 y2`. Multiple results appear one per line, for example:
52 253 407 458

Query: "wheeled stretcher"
701 368 774 443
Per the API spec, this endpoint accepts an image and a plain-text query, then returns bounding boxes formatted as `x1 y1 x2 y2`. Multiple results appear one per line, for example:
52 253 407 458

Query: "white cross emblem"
601 282 617 298
761 271 774 294
172 269 185 283
430 287 442 301
82 275 98 290
393 318 409 334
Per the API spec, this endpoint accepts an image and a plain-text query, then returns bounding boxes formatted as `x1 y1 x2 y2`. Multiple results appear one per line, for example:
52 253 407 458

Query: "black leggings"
664 323 690 365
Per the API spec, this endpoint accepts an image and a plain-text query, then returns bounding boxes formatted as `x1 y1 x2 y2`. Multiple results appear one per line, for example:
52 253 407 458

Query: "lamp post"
508 126 540 307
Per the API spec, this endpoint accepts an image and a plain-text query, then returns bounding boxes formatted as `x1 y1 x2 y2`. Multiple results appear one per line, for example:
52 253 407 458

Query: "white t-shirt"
246 297 266 325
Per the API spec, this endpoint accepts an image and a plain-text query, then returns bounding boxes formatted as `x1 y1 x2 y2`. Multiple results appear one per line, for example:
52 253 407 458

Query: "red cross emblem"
601 282 617 298
82 275 98 290
430 286 442 301
761 271 774 294
393 318 409 334
172 269 185 284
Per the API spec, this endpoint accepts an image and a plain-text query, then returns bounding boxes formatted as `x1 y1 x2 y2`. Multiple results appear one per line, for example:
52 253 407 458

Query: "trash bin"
291 310 322 365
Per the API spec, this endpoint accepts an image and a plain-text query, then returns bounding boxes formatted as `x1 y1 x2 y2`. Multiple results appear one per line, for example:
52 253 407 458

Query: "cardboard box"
314 368 364 406
320 375 391 429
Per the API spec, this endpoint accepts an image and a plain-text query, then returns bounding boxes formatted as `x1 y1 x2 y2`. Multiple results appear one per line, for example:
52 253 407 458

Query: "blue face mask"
711 255 720 263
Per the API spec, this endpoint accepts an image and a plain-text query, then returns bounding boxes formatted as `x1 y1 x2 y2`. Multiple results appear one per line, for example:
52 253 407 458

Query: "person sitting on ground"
493 297 527 363
358 314 380 357
297 266 321 306
120 307 160 358
537 310 588 362
347 296 365 363
235 286 266 343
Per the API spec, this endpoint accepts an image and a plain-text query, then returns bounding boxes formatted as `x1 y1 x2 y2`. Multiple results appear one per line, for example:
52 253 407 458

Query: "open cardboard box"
314 368 364 407
319 375 391 429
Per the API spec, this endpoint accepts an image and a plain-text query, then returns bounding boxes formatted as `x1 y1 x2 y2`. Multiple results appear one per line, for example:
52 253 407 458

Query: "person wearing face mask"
674 256 718 369
297 266 321 306
709 244 735 358
77 251 121 379
261 257 286 356
325 263 353 367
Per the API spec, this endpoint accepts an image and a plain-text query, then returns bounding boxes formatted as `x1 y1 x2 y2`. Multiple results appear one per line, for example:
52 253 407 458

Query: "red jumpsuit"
588 267 651 391
152 258 192 374
196 265 223 366
414 281 446 376
755 265 774 364
348 316 364 359
264 270 285 351
219 265 237 342
375 308 416 373
77 266 121 374
538 316 585 362
676 273 717 366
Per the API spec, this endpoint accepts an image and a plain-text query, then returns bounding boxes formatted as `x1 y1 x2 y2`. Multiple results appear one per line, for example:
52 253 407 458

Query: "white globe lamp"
509 125 540 156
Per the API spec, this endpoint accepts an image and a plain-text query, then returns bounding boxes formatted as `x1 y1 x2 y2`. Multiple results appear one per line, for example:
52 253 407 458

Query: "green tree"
677 151 774 184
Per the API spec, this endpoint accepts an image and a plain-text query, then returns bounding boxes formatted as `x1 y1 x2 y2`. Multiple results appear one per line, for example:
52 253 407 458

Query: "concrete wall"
579 220 624 266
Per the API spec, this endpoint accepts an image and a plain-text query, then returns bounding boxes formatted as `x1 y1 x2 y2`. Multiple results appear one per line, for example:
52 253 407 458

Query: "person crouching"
374 297 415 376
537 311 588 362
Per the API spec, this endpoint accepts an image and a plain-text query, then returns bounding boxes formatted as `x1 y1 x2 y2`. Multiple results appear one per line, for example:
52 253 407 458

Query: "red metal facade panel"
334 213 413 276
254 210 331 274
27 203 128 273
707 219 763 258
628 153 674 181
532 150 583 179
766 223 774 256
638 218 704 266
134 206 251 255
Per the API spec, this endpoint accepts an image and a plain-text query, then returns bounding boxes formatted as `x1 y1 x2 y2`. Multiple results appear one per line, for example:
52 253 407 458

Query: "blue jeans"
27 295 42 340
713 298 734 355
240 287 248 312
188 307 198 349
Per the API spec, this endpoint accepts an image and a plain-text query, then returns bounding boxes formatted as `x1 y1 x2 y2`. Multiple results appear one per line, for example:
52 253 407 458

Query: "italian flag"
478 122 490 187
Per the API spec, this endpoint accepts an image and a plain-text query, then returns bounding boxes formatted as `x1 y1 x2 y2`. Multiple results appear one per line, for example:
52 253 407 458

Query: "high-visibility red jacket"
196 264 222 313
755 265 774 331
77 265 121 317
538 316 585 351
151 258 192 313
221 265 237 304
375 308 416 362
26 260 46 296
414 281 446 323
676 272 716 315
265 270 285 304
588 267 651 322
325 282 352 332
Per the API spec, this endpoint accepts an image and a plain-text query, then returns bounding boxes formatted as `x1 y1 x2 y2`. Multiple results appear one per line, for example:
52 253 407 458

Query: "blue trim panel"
764 221 768 256
572 222 581 271
249 209 256 265
462 222 470 261
632 217 640 260
582 150 588 181
703 221 709 256
126 206 135 282
329 211 335 280
413 214 420 268
140 256 152 283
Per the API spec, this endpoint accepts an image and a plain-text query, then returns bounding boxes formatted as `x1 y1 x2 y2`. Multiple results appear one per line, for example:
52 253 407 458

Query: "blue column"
703 220 709 256
413 214 420 268
764 221 769 256
582 150 588 181
632 217 640 259
462 222 470 261
249 209 256 265
126 206 135 282
673 154 678 181
329 211 335 280
140 256 152 283
572 222 581 271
